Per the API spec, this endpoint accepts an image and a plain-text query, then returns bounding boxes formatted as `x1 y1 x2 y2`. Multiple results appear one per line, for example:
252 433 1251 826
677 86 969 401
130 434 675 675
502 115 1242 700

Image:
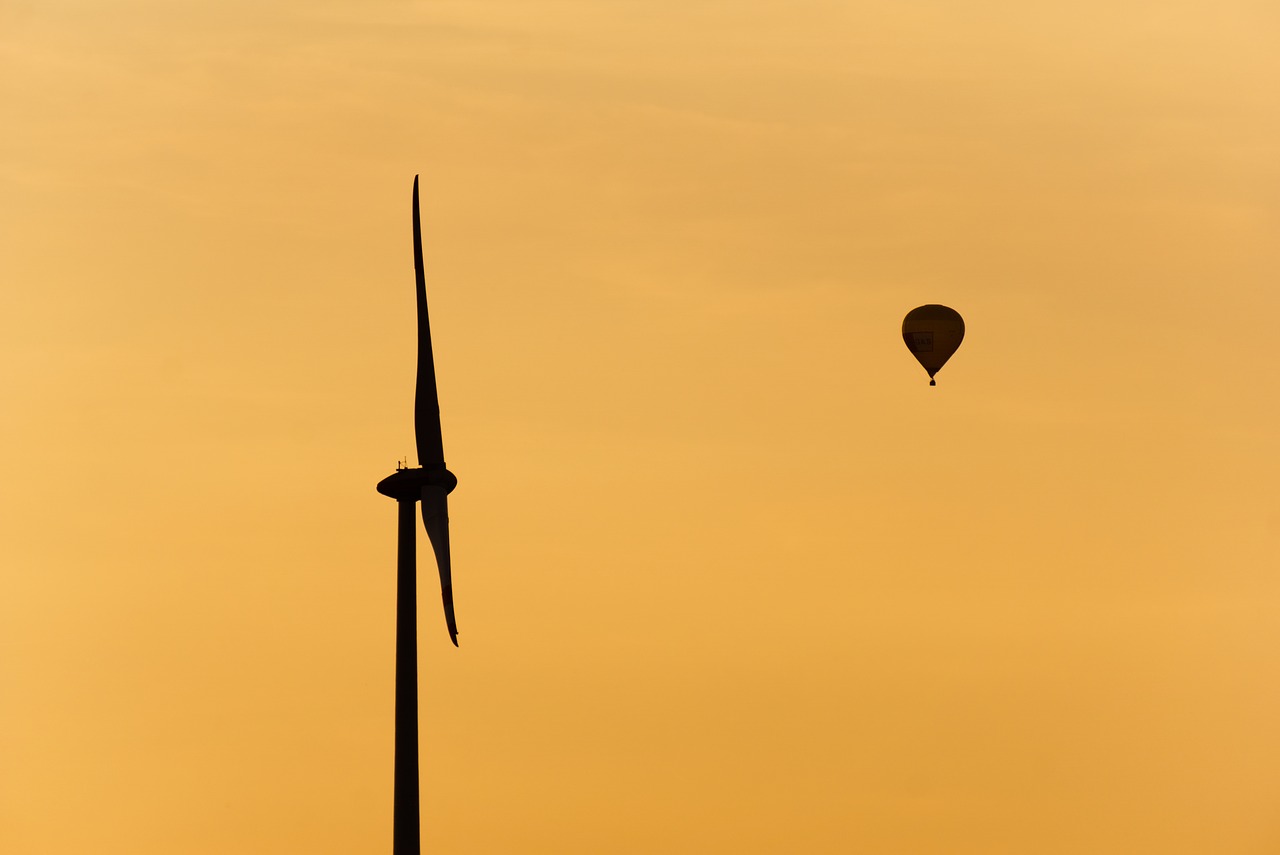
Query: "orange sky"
3 1 1279 852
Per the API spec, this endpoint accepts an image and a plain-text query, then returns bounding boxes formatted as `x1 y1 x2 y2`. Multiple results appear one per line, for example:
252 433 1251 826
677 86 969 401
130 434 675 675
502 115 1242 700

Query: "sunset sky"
3 1 1279 852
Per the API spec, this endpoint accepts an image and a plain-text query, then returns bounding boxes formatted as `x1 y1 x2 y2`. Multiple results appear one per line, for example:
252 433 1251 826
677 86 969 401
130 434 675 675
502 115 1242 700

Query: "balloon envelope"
902 305 964 385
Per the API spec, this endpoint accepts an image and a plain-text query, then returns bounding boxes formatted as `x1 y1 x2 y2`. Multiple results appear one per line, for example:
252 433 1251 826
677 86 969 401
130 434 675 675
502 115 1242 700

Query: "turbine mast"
392 498 420 855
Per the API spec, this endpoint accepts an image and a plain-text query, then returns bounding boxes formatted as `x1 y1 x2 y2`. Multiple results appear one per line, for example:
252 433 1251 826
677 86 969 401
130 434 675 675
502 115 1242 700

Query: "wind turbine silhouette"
375 176 459 855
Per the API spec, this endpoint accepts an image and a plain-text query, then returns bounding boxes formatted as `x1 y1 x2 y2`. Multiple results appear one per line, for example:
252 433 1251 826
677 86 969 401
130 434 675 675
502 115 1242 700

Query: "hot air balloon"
902 304 964 386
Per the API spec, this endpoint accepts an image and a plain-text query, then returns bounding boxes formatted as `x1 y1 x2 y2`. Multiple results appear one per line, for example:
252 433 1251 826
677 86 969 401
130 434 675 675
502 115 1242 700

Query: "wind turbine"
375 176 459 855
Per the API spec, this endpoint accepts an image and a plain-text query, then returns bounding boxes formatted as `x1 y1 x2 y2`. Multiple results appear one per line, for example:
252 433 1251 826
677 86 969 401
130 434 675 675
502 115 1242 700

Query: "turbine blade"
421 484 458 646
412 176 446 468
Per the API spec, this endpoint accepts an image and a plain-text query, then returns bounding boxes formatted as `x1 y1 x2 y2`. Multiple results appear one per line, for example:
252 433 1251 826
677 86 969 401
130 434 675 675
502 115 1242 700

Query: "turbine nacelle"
376 466 458 501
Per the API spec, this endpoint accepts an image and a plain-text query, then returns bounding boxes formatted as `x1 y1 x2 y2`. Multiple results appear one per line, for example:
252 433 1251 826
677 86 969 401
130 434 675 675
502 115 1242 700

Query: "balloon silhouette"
902 305 964 386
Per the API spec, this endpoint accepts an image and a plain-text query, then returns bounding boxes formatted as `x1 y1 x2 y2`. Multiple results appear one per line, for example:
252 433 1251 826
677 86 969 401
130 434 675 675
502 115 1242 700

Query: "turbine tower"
375 176 459 855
